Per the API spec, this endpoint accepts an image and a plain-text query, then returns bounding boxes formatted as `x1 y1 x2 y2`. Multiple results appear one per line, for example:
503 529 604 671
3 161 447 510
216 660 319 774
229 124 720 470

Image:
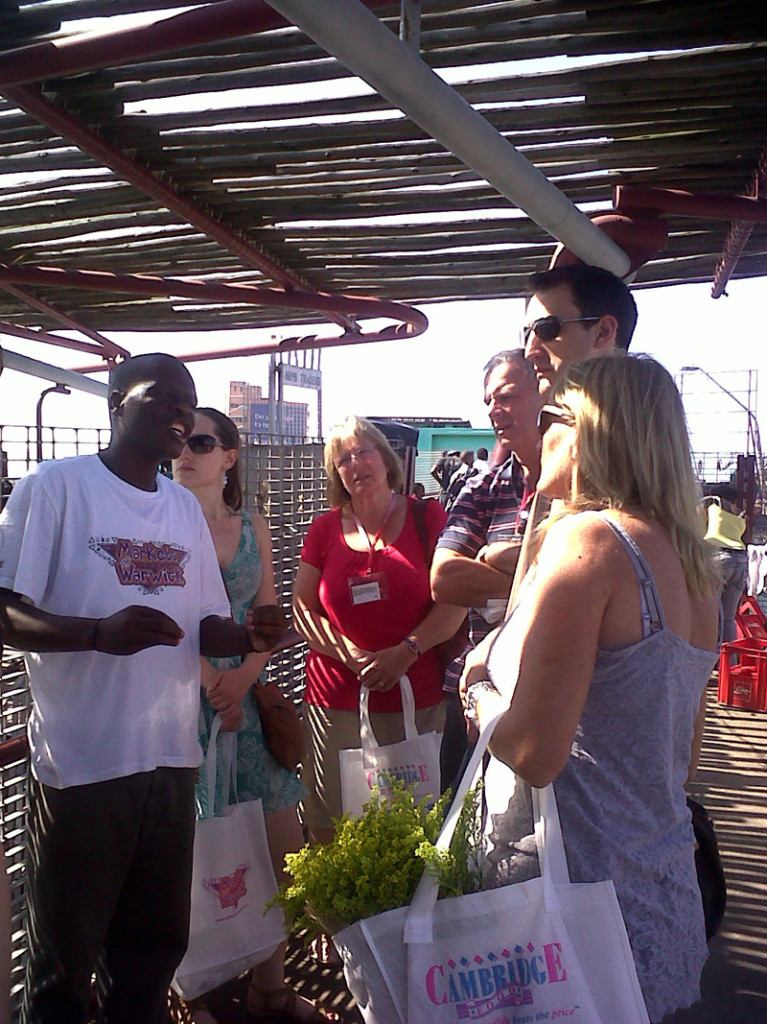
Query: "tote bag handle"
202 714 239 820
533 783 572 888
359 674 418 761
404 714 572 943
404 711 500 943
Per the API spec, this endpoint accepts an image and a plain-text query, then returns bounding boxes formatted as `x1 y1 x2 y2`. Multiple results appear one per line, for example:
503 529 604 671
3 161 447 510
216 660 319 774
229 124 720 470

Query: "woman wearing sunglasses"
173 409 323 1024
463 355 720 1023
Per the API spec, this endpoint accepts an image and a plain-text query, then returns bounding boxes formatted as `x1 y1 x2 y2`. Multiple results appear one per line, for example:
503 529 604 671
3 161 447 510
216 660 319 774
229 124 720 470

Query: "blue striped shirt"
436 457 527 689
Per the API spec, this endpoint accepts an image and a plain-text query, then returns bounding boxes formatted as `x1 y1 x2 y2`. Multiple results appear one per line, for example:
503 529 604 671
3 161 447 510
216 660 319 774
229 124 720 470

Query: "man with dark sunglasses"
523 264 637 399
457 266 639 720
0 353 286 1024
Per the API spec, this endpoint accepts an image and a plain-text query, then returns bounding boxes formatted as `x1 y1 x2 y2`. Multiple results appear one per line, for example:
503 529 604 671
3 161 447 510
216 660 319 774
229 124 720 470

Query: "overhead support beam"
0 347 109 397
615 186 767 225
0 321 113 358
712 146 767 298
0 283 128 361
77 318 429 373
0 264 429 369
711 222 756 299
264 0 631 277
4 83 355 331
0 0 396 89
400 0 421 51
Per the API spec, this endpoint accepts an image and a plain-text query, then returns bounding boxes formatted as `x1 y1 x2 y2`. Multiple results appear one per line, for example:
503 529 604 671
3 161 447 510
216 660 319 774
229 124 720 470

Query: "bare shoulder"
250 511 273 546
538 511 621 572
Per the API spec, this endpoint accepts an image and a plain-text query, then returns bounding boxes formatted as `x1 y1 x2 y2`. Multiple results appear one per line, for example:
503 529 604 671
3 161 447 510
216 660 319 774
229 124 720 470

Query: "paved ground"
177 674 767 1023
679 675 767 1023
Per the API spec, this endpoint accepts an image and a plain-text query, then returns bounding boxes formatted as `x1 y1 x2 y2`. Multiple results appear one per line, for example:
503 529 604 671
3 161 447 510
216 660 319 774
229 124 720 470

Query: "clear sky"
0 275 762 461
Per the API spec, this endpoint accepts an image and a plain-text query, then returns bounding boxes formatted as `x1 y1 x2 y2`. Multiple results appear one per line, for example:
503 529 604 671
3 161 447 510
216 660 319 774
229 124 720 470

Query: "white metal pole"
0 347 108 397
266 0 631 277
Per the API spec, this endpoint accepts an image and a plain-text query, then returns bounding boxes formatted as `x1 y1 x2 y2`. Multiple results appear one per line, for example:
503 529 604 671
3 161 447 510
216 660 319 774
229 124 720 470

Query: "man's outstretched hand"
246 604 288 653
93 606 184 655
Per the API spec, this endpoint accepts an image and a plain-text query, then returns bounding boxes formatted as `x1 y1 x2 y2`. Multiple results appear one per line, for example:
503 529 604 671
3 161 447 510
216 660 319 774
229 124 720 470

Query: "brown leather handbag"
252 682 306 772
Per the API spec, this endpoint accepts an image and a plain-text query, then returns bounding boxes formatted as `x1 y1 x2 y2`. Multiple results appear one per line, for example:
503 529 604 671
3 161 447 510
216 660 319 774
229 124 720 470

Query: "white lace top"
486 514 716 1023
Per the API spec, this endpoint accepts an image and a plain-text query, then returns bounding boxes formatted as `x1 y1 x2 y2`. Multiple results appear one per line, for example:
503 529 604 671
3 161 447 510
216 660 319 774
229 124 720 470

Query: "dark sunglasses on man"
521 314 600 345
537 404 576 436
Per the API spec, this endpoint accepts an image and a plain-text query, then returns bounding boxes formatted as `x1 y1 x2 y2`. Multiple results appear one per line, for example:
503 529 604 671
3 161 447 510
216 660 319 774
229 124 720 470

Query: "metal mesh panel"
0 424 111 504
240 439 327 702
0 427 328 1020
0 425 112 1017
0 656 32 1017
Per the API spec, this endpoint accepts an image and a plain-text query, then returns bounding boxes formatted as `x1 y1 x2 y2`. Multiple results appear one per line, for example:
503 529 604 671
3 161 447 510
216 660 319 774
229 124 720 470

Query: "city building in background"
228 380 309 442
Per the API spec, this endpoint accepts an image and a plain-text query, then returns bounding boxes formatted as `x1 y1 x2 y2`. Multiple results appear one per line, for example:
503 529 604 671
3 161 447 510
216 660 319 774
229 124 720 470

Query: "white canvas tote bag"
172 716 285 1001
334 715 650 1024
339 674 441 816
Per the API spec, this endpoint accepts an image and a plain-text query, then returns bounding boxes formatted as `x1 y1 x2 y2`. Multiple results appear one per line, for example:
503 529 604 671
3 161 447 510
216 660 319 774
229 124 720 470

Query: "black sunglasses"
185 433 227 455
522 314 600 345
537 404 575 436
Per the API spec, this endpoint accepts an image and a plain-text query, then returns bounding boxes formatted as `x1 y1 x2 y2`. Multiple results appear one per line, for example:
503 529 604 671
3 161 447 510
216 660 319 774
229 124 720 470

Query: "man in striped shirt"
431 348 541 789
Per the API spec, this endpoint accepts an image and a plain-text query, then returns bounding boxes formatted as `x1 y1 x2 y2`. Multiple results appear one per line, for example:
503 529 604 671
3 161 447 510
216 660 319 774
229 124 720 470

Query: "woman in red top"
293 416 466 843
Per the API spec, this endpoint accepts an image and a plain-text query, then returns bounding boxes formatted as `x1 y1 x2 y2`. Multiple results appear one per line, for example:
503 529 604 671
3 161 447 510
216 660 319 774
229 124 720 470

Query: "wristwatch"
403 635 421 658
464 680 498 722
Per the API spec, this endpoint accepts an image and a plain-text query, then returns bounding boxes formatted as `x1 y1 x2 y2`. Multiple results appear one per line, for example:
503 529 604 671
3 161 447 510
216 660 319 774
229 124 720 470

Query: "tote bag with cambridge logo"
333 714 650 1024
339 674 441 816
172 715 285 1001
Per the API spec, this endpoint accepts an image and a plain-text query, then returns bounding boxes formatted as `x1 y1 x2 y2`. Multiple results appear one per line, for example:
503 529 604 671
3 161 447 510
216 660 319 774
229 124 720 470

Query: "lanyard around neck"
351 493 397 572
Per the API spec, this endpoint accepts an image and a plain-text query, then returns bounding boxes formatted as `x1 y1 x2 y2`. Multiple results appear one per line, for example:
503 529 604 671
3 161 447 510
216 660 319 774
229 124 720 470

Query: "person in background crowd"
523 263 638 400
431 349 540 789
464 355 719 1023
443 450 477 513
431 449 461 507
473 446 490 475
0 354 286 1024
293 416 466 846
411 481 426 500
173 408 321 1024
703 482 748 645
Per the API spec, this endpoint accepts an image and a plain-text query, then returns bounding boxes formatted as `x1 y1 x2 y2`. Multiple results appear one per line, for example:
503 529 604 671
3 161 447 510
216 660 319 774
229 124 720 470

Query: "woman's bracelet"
92 618 102 652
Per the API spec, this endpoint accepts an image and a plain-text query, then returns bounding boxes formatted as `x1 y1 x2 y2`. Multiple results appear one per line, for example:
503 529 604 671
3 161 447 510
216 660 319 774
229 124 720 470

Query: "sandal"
308 932 341 966
246 982 328 1023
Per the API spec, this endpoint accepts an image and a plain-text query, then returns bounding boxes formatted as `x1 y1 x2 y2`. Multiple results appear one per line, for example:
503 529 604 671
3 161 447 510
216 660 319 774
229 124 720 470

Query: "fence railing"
0 426 328 1018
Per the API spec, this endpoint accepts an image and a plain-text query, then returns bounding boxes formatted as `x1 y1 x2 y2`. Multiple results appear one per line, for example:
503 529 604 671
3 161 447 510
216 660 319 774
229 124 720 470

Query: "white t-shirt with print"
0 454 230 789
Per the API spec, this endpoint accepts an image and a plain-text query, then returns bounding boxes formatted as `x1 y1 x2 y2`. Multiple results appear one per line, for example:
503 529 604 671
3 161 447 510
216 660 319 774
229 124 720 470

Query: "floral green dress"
196 510 306 817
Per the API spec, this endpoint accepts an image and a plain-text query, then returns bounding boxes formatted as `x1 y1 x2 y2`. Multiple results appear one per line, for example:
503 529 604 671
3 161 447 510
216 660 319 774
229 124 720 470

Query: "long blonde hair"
323 416 404 508
554 354 718 596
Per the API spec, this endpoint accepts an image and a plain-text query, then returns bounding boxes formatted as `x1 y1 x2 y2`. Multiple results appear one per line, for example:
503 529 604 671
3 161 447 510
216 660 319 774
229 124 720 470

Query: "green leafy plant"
271 782 482 940
417 782 484 899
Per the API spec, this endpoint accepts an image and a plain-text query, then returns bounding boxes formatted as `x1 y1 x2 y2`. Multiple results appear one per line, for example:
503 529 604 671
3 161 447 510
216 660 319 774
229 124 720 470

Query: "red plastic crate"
735 595 767 641
719 638 767 712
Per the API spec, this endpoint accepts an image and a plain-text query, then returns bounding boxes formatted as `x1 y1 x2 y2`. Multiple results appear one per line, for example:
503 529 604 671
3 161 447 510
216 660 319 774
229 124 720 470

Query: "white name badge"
348 571 389 605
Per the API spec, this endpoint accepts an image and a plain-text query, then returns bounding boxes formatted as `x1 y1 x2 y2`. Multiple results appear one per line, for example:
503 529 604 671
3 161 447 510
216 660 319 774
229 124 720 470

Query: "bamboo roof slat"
0 0 766 336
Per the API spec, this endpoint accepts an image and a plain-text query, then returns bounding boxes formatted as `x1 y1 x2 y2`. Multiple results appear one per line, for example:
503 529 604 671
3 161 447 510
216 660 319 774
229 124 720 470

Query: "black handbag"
687 796 727 941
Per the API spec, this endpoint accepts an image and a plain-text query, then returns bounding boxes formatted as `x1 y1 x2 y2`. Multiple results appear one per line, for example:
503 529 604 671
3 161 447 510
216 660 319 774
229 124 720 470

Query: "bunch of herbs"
271 781 482 939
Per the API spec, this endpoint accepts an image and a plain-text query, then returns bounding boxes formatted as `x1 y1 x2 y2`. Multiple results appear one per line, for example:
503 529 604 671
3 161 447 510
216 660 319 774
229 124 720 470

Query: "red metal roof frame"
2 0 766 372
0 263 429 371
0 0 422 369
